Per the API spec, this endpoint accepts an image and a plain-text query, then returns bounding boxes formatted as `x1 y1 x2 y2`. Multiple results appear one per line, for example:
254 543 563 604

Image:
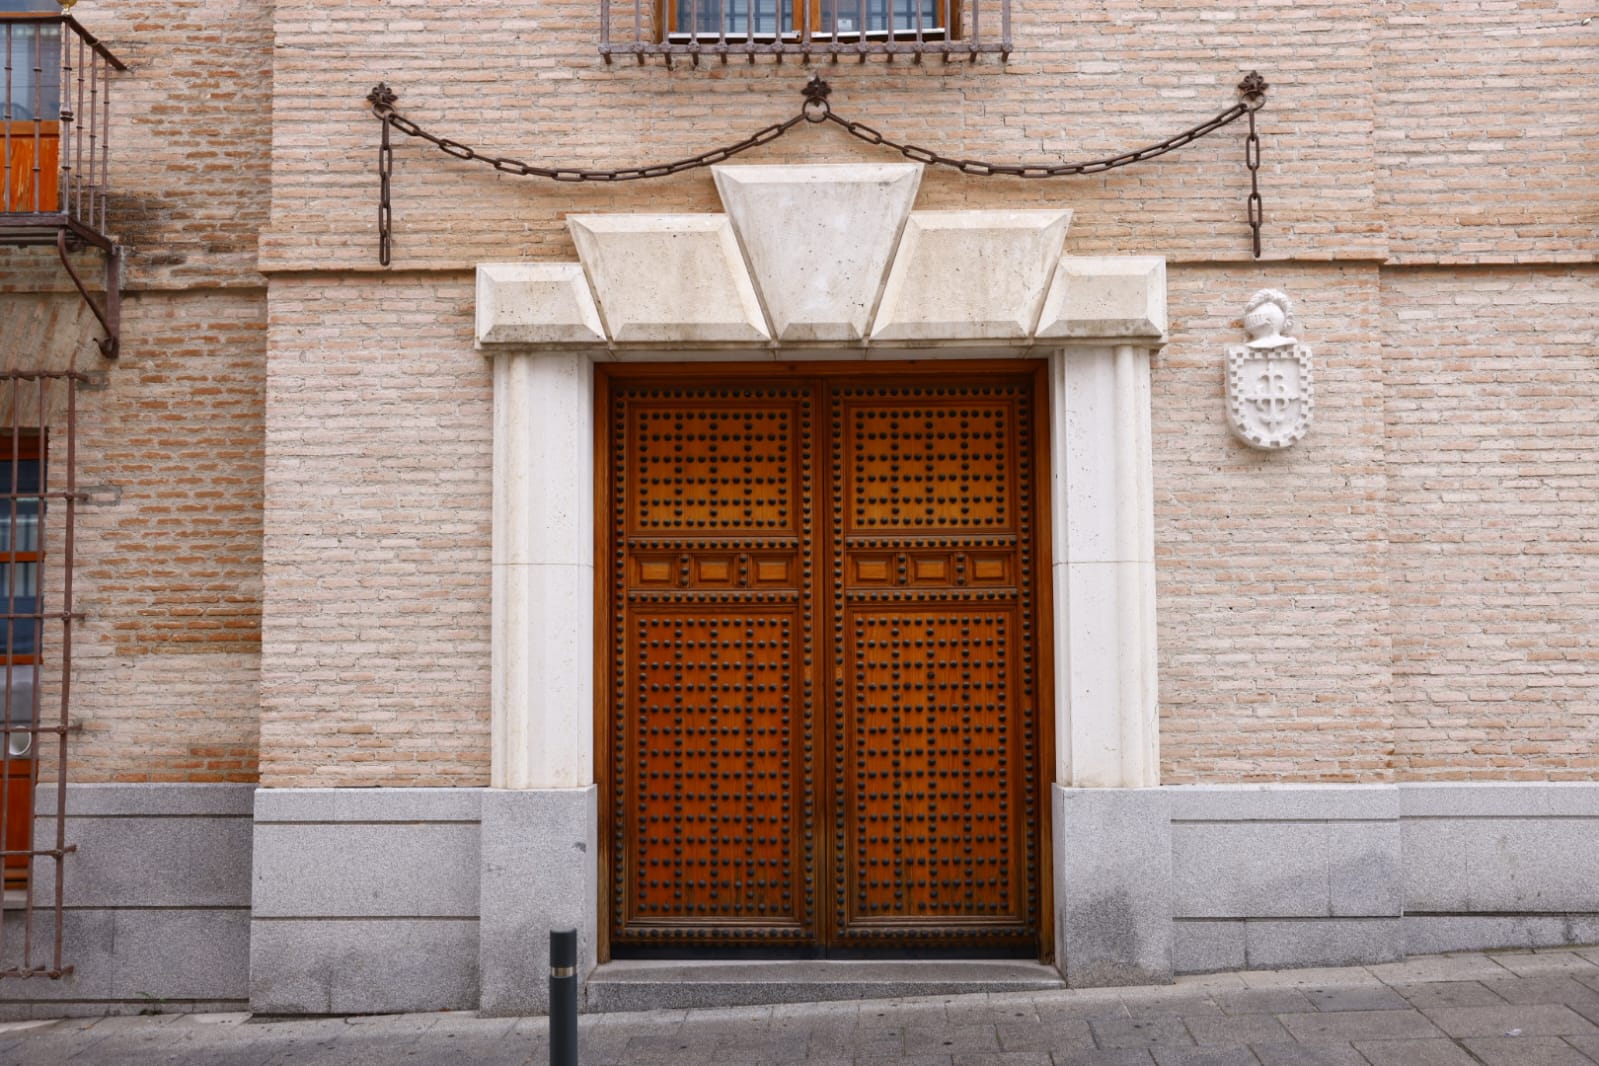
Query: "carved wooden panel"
831 383 1040 951
610 386 816 947
608 371 1041 955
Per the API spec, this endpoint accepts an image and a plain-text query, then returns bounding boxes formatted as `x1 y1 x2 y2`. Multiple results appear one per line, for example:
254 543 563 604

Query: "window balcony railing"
601 0 1010 63
1 11 125 248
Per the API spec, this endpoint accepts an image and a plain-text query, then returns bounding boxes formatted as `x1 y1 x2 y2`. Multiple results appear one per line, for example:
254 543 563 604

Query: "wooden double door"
602 365 1049 957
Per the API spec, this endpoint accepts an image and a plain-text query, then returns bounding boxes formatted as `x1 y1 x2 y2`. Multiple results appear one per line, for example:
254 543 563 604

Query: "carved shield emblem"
1226 342 1314 449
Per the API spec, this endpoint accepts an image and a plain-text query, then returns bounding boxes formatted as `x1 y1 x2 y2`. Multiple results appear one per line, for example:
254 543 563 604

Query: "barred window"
669 0 946 39
602 0 1008 62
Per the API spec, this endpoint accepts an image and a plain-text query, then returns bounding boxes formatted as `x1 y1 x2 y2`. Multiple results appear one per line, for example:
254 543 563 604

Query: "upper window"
669 0 945 40
2 0 63 122
601 0 1009 62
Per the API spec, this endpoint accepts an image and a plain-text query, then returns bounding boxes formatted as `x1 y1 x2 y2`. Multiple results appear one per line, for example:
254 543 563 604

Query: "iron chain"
1246 107 1263 259
367 74 1268 264
376 92 806 185
378 114 394 266
823 104 1249 179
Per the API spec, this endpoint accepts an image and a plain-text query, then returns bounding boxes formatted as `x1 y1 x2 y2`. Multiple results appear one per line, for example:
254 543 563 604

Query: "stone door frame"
473 162 1165 997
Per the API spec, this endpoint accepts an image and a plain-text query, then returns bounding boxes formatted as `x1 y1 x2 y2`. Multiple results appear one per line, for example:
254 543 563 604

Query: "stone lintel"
871 209 1072 343
1037 256 1167 344
567 214 770 345
475 263 606 347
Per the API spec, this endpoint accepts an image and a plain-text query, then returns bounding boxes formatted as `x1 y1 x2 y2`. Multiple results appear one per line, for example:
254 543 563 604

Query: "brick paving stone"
1365 955 1512 985
854 1055 955 1066
946 1000 1022 1026
1423 1004 1599 1038
1149 1050 1259 1066
1487 954 1599 978
1119 993 1221 1018
1172 975 1248 993
904 1024 1002 1055
1353 1038 1478 1066
1239 969 1385 990
722 1031 814 1059
1052 1051 1157 1066
1180 1012 1290 1047
844 1038 915 1059
950 1053 1055 1066
1567 1033 1599 1060
1032 991 1137 1020
1483 976 1599 1010
1303 987 1411 1013
1462 1036 1599 1066
1212 989 1314 1016
1088 1015 1195 1050
996 1019 1095 1054
1391 981 1504 1009
776 1002 861 1022
1277 1009 1445 1042
1248 1041 1370 1066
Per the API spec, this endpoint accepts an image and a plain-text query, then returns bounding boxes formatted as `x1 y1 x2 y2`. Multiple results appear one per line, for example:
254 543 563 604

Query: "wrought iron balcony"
1 10 124 249
601 0 1010 64
1 10 124 358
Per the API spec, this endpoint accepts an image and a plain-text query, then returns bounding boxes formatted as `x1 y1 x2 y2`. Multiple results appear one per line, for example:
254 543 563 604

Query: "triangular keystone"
714 164 922 344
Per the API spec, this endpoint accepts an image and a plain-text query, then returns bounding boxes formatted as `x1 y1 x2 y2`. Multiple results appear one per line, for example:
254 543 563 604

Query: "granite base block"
0 784 255 1017
1243 918 1404 970
1403 914 1599 956
1173 920 1246 975
1053 785 1173 987
248 786 486 1015
478 786 598 1016
250 918 480 1015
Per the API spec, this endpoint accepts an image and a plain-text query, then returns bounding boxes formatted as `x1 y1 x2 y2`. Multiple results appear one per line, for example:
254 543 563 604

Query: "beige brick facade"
3 1 1594 788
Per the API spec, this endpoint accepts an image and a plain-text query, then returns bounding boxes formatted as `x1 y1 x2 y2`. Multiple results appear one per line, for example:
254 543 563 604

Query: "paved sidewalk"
5 947 1599 1065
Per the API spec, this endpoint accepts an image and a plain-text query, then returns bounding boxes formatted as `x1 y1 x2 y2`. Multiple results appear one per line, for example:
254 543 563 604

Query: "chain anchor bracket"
368 71 1269 266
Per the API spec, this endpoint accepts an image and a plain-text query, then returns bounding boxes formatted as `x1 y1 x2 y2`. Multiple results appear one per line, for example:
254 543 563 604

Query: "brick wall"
90 0 274 289
1376 3 1599 264
1155 264 1393 783
68 289 266 782
261 0 1386 270
3 1 1594 786
0 0 271 783
1385 268 1599 779
259 275 491 787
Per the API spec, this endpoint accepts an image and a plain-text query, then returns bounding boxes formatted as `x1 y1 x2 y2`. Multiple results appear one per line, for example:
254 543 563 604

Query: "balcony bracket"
54 230 120 360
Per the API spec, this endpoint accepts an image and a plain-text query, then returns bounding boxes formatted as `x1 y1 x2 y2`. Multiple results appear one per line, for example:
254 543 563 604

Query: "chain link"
366 74 1268 264
378 115 393 266
822 104 1249 179
379 99 805 185
1246 106 1263 259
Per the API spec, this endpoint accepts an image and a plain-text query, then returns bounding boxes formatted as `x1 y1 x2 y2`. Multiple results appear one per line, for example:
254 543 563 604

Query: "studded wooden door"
605 367 1045 957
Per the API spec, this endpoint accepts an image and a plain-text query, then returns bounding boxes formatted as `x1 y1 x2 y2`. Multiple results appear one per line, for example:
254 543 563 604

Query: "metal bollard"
549 928 578 1066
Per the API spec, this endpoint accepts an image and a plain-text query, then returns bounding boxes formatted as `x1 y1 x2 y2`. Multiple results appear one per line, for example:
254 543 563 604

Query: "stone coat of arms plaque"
1226 289 1314 449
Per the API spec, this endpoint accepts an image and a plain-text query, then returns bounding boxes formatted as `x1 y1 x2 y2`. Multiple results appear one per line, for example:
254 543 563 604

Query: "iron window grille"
0 373 81 981
601 0 1010 63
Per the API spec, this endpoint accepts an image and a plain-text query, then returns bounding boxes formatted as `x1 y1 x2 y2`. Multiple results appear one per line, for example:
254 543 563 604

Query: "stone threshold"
585 958 1065 1012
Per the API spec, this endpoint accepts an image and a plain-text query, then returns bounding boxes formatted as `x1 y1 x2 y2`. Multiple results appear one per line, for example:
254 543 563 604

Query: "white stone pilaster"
1049 345 1159 788
492 350 595 790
